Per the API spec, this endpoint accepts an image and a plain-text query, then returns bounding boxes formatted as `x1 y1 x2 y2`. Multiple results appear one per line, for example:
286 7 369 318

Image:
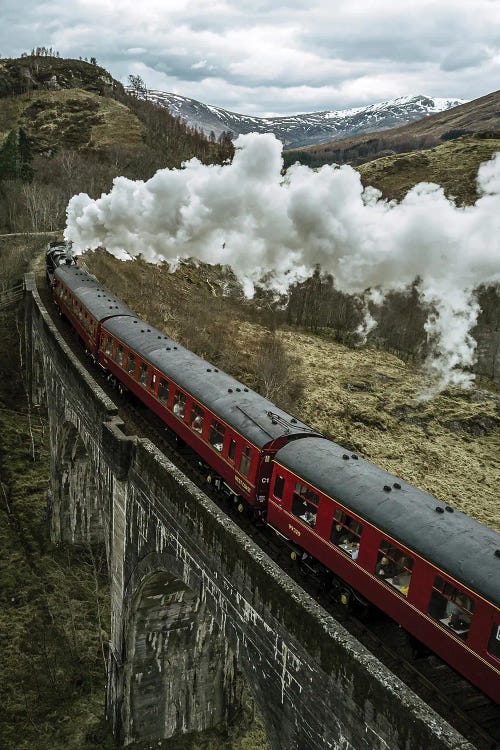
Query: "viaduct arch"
24 274 475 750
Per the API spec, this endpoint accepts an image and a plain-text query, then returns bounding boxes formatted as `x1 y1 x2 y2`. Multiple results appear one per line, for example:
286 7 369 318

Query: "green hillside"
0 88 145 154
0 55 233 234
358 132 500 204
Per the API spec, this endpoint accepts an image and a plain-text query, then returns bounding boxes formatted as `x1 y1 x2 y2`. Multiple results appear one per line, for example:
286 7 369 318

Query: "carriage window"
150 373 157 391
139 362 148 385
428 576 475 640
173 390 185 418
330 509 363 559
292 482 319 527
104 336 113 355
239 445 252 476
158 379 169 404
228 438 237 461
115 344 124 366
127 353 136 376
191 405 205 435
487 623 500 660
210 420 225 452
375 540 413 596
273 474 285 499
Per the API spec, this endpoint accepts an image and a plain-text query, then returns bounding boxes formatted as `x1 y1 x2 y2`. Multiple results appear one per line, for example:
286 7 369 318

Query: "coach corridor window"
104 337 113 356
487 622 500 661
115 344 124 367
173 390 185 418
428 577 475 640
239 445 252 476
375 540 413 596
127 353 136 376
292 482 319 527
273 474 285 499
158 379 169 404
228 438 237 462
191 405 205 435
209 420 225 451
139 362 148 385
330 509 363 558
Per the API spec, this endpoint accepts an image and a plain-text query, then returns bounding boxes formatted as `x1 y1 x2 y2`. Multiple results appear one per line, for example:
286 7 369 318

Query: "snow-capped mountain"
142 91 466 150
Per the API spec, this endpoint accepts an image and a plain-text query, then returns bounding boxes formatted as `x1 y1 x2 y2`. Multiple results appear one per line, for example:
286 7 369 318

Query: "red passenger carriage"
268 438 500 703
48 253 500 706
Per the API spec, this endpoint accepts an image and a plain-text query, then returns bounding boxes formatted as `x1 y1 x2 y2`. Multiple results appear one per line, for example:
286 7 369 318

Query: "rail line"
37 280 500 750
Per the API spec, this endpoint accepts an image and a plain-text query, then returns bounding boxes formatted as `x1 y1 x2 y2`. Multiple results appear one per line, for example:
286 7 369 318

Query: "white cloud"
65 135 500 392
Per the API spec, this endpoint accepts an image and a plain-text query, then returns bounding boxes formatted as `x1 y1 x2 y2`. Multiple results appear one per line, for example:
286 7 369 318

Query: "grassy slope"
0 89 144 153
83 251 500 533
357 134 500 204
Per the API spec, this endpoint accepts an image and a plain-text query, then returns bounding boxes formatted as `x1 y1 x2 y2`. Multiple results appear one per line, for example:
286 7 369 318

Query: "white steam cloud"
65 133 500 393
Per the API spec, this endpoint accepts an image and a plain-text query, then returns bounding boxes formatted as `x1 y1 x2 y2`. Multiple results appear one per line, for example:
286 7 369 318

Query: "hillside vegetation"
357 133 500 204
0 88 145 154
82 250 500 532
0 56 234 234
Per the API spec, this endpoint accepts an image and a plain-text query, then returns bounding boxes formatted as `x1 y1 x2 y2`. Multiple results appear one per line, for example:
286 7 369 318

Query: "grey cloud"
1 0 499 116
440 45 492 72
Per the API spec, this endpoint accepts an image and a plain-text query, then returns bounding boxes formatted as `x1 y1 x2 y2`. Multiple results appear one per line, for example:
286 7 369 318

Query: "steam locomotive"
46 243 500 704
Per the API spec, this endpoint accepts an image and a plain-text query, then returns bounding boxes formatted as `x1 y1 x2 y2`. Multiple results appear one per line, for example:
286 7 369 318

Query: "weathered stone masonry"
25 274 475 750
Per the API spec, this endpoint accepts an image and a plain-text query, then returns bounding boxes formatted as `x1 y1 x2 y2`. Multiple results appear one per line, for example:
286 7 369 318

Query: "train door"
255 449 274 504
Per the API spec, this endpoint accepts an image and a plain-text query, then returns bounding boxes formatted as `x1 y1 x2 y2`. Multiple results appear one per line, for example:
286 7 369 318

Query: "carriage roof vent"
383 485 391 492
228 388 233 393
352 454 358 460
393 482 401 489
435 506 445 514
342 454 349 460
495 549 500 558
445 505 454 513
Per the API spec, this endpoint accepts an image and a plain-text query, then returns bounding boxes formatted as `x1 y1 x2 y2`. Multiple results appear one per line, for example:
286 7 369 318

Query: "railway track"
37 281 500 750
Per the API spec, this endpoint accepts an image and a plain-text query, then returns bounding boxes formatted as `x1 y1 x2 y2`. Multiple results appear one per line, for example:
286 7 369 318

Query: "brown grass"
82 250 500 532
0 89 144 153
357 134 500 204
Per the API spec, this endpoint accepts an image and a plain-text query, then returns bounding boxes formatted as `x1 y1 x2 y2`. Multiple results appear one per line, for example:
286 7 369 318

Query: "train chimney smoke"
65 133 500 394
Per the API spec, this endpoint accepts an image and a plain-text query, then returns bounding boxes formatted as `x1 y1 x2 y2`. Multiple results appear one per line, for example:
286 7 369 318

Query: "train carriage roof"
102 314 319 449
275 438 500 607
55 265 136 321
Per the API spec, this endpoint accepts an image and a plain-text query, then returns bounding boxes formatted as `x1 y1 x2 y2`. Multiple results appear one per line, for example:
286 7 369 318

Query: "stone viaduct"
24 274 475 750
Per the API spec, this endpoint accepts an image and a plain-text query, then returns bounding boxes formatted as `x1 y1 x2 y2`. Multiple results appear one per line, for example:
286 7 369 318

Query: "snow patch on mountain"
139 90 466 150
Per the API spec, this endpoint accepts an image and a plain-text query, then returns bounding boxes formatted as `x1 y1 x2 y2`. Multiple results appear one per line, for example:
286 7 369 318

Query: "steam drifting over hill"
65 133 500 394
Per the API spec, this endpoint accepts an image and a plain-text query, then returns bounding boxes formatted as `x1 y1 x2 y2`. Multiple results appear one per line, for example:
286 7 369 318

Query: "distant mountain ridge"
141 90 466 150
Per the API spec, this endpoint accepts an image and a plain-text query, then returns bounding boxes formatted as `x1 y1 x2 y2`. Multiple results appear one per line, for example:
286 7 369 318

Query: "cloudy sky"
2 0 499 116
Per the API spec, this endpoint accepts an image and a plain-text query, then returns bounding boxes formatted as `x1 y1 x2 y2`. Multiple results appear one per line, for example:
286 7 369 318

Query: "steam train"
46 241 500 704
